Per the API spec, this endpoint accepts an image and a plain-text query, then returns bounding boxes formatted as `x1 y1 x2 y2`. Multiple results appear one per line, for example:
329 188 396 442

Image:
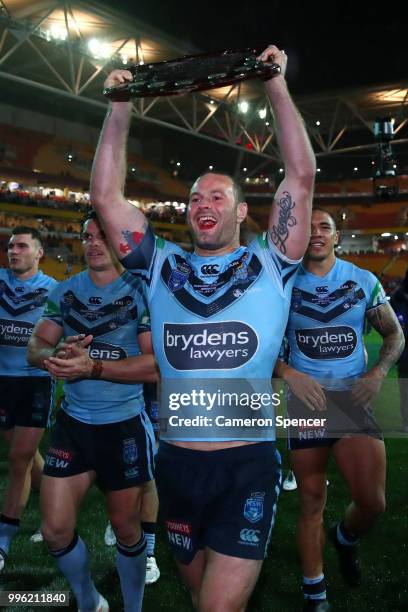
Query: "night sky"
99 0 407 95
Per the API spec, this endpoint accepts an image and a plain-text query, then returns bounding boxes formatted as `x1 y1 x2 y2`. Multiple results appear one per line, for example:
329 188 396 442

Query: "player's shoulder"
37 270 58 289
54 270 86 293
0 267 9 281
336 258 377 283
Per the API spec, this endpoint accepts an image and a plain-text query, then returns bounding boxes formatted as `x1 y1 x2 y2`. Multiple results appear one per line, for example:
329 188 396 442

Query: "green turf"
1 332 407 610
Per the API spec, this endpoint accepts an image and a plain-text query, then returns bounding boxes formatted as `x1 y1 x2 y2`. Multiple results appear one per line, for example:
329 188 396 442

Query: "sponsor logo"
89 341 126 361
0 318 34 347
124 467 139 478
164 321 258 370
239 528 261 546
88 296 102 305
15 286 24 293
165 520 192 550
316 286 328 293
295 325 357 359
244 492 265 523
113 297 133 307
47 447 73 461
123 438 138 465
45 448 72 470
201 264 220 276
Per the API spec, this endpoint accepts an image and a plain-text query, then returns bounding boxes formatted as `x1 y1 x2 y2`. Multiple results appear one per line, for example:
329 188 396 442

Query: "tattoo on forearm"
270 191 297 255
367 304 405 373
119 220 148 254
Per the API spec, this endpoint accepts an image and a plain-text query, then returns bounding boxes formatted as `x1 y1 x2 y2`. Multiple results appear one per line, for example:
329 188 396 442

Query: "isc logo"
201 264 219 275
88 296 102 305
315 286 328 293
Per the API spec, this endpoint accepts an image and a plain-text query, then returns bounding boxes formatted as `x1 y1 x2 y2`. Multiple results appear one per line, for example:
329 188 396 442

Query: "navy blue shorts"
156 441 281 563
287 389 383 450
43 409 155 490
0 375 53 430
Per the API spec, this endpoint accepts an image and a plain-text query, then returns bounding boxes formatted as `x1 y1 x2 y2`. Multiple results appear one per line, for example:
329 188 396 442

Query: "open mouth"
197 215 217 230
309 241 325 248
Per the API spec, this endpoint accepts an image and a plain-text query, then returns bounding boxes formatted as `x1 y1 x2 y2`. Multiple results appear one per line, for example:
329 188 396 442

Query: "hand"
284 370 326 412
351 367 385 406
54 334 93 359
104 69 133 90
45 339 94 380
257 45 287 79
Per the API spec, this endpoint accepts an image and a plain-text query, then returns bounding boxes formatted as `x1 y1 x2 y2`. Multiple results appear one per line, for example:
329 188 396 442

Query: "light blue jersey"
0 268 57 377
124 231 300 441
42 271 150 424
286 258 387 389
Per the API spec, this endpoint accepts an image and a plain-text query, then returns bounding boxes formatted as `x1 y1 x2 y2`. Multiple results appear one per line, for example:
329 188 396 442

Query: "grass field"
0 330 407 611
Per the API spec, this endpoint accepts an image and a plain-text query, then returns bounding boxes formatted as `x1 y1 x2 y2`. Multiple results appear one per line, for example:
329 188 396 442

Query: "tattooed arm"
258 46 316 260
352 302 405 405
366 302 405 375
91 70 151 264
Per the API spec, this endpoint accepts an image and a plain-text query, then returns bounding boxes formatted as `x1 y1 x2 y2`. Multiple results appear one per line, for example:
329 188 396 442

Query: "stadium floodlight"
239 101 249 114
88 39 111 59
258 108 267 119
381 232 391 237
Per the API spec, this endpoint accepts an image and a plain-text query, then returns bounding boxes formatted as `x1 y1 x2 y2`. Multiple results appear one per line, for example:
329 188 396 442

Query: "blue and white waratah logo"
243 492 265 523
123 438 138 465
163 321 258 370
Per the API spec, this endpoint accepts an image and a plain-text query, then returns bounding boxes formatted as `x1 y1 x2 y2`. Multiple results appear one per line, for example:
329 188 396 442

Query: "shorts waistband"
159 440 277 462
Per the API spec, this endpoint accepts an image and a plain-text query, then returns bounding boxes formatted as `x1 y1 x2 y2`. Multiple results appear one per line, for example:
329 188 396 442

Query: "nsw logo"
123 438 138 465
296 325 357 359
244 492 265 523
164 321 258 370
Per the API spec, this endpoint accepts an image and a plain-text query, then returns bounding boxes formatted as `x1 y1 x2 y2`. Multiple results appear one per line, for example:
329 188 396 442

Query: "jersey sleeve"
248 232 302 299
41 284 64 328
365 272 387 310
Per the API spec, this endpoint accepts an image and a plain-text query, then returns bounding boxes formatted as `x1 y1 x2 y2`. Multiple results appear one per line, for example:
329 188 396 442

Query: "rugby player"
90 44 316 611
28 212 158 612
275 208 404 611
0 226 57 571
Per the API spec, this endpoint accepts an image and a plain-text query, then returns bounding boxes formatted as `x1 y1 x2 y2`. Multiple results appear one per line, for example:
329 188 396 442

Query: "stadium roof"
1 0 408 181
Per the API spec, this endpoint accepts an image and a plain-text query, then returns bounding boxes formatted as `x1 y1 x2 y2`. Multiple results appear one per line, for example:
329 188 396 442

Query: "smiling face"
8 233 43 279
187 173 247 255
81 218 116 271
306 209 339 263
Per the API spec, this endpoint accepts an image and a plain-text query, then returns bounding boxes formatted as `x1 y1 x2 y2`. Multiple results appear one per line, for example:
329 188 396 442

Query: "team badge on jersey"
244 492 265 523
123 438 138 464
168 262 191 293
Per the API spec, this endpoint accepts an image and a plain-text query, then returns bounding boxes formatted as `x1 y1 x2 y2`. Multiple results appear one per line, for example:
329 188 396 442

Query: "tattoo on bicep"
119 220 148 255
270 191 297 255
367 304 405 368
367 303 399 335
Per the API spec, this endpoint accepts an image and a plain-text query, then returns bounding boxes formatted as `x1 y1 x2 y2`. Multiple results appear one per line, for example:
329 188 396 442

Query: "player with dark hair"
0 225 57 571
28 213 157 612
90 45 316 610
275 208 404 610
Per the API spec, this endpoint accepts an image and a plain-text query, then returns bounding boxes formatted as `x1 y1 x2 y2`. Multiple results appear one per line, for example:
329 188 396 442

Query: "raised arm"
258 46 316 260
90 71 150 262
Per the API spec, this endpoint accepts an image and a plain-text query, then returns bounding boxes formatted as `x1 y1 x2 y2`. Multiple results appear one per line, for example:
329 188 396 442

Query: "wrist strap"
90 359 103 379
